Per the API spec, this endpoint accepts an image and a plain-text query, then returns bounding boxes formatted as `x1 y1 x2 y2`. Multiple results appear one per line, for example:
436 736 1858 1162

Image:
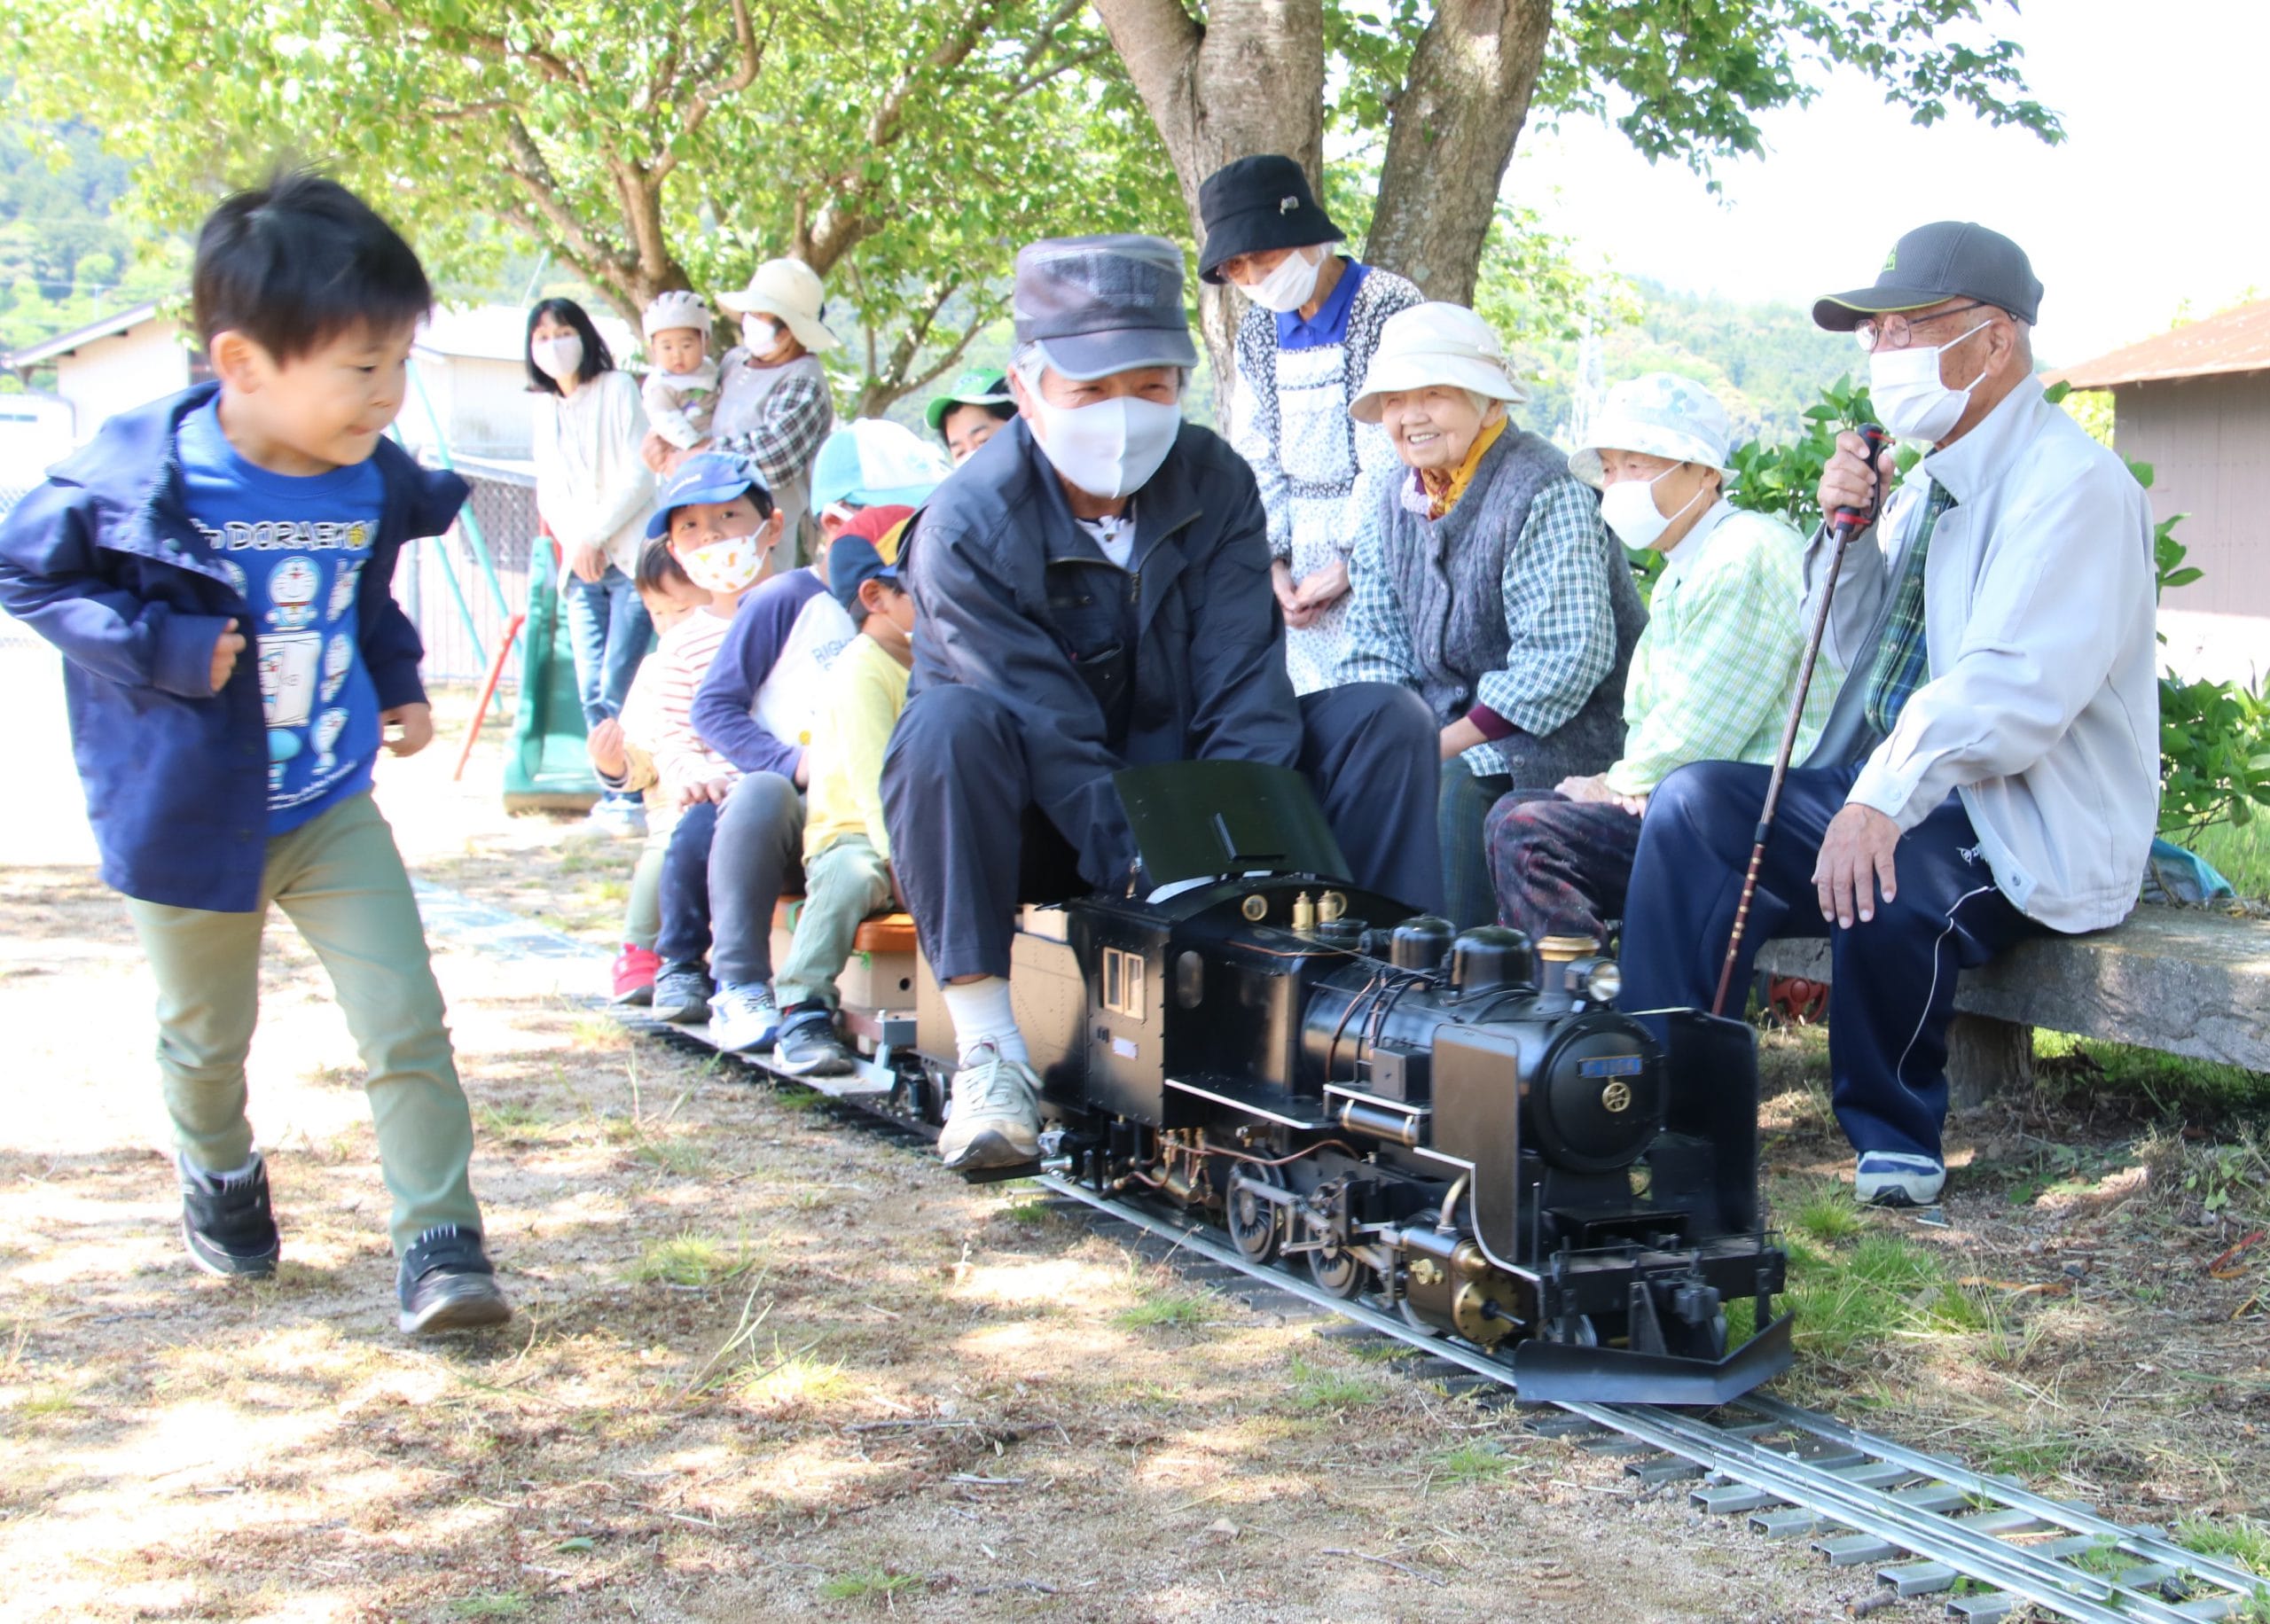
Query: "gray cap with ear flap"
1813 220 2043 330
1013 234 1201 382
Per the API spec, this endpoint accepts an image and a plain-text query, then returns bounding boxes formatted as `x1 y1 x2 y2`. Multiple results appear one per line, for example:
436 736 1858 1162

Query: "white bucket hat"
1349 302 1527 425
1569 371 1733 488
719 257 841 354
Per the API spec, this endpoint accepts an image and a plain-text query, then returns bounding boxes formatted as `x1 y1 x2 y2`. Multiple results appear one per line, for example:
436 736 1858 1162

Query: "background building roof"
2050 299 2270 390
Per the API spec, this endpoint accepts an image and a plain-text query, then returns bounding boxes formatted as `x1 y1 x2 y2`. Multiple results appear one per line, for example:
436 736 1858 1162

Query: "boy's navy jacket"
0 384 466 911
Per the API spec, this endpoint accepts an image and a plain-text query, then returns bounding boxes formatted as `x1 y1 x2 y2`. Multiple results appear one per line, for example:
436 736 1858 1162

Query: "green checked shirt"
1602 502 1843 798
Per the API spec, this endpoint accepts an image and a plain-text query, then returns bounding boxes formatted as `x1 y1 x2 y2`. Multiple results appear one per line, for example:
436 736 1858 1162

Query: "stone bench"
1753 903 2270 1106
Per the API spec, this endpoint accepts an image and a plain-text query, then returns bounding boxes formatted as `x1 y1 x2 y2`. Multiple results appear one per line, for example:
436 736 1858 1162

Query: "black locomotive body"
908 763 1793 1405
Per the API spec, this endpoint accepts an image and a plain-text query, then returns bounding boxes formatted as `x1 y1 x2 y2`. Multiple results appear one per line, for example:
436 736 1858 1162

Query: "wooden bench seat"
1755 903 2270 1104
771 897 918 957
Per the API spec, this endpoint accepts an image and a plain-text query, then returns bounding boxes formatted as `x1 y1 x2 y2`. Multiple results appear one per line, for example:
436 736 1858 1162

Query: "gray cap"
1013 234 1200 381
1812 221 2043 331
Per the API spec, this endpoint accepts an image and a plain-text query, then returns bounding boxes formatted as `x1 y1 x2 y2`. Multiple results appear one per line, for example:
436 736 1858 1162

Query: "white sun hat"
1349 301 1528 425
718 256 842 353
1569 371 1734 488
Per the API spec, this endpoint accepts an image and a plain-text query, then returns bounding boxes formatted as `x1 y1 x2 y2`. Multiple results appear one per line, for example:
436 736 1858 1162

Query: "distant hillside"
1507 279 1863 449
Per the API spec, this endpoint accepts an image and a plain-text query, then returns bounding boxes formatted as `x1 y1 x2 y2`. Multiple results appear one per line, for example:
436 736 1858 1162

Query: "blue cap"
828 535 899 615
645 452 769 540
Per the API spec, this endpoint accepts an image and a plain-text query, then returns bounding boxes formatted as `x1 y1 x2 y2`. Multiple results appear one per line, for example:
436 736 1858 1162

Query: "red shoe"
610 943 661 1005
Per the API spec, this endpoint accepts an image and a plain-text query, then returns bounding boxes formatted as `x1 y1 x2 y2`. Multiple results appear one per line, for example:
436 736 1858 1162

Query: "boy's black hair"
635 537 694 597
525 297 614 394
192 171 433 362
936 398 1017 448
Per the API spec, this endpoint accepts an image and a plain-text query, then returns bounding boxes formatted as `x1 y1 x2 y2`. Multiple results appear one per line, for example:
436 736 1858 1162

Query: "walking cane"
1709 423 1888 1018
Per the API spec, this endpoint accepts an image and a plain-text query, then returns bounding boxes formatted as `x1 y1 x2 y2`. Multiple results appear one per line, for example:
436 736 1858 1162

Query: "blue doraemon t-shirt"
177 401 386 834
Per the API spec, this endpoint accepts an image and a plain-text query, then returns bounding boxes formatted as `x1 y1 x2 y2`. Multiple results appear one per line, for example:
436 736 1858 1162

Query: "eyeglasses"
1853 301 1999 353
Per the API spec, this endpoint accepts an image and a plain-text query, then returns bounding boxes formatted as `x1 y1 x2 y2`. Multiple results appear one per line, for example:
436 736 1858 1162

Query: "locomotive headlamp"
1575 958 1622 1005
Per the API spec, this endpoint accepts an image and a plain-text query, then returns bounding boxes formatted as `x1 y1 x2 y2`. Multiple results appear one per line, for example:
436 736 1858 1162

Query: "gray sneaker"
937 1044 1042 1171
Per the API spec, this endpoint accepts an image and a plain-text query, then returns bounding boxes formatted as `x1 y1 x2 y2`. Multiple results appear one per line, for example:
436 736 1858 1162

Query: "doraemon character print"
215 557 249 602
269 556 321 629
321 632 353 703
327 558 364 621
312 707 349 776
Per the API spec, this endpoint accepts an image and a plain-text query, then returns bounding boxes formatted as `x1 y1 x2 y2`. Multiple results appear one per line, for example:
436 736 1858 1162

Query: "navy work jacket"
0 385 465 910
903 415 1301 890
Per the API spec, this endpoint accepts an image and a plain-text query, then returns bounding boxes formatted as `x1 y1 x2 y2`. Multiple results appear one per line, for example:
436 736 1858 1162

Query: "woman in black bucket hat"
1200 154 1423 696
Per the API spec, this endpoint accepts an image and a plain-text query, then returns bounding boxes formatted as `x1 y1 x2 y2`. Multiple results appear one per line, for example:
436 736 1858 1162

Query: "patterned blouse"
1230 261 1423 694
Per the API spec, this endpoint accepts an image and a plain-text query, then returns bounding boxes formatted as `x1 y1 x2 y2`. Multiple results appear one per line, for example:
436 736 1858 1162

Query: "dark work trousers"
882 681 1444 981
1438 761 1514 929
1484 789 1645 950
706 772 804 989
1618 761 2041 1164
654 800 719 969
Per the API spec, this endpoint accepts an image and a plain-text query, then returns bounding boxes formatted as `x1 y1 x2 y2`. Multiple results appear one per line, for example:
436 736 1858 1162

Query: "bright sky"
1504 0 2262 367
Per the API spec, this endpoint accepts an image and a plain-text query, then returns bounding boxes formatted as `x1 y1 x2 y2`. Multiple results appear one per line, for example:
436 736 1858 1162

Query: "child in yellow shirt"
770 530 915 1076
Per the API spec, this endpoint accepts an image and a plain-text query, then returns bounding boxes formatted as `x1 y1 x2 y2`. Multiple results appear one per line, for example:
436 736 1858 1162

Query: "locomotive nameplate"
1577 1054 1644 1079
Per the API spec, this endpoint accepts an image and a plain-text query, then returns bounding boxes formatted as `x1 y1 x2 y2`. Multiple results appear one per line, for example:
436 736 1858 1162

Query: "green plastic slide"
503 541 602 812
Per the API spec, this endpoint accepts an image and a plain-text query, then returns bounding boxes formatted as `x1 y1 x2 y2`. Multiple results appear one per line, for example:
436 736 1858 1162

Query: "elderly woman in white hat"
1337 302 1647 928
654 257 841 567
1483 371 1840 952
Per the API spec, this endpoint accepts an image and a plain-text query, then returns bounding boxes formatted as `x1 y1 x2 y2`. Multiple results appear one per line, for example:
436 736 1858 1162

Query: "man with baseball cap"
881 232 1441 1172
1614 222 2159 1207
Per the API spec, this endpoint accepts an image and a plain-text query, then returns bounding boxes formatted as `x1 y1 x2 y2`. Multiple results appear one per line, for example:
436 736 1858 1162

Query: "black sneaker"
396 1225 513 1335
773 1008 855 1077
649 962 714 1024
180 1153 280 1277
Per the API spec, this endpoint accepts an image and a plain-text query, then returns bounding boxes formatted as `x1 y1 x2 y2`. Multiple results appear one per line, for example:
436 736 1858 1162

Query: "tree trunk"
1089 0 1326 428
1366 0 1554 305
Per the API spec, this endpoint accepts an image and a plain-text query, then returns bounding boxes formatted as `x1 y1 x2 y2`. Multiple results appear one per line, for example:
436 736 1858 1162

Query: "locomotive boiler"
911 762 1792 1405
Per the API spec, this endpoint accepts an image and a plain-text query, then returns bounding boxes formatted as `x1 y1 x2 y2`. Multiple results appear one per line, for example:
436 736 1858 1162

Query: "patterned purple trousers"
1483 790 1647 949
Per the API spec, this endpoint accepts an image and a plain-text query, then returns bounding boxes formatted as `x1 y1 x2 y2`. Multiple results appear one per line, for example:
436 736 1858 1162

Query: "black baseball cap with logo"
1812 221 2044 331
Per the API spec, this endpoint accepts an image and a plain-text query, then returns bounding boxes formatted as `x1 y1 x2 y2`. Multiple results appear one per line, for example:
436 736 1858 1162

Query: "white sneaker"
1855 1152 1945 1206
584 799 646 839
937 1044 1042 1171
710 984 780 1054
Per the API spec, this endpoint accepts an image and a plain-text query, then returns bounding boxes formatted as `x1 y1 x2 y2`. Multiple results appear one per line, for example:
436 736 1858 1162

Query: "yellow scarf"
1416 414 1507 519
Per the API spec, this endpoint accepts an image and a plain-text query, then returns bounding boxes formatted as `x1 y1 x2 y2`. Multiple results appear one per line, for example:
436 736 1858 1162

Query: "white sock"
184 1152 262 1191
941 977 1029 1067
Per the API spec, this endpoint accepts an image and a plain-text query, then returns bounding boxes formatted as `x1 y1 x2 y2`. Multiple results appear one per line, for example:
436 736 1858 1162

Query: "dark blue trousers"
654 800 718 968
1618 761 2040 1163
882 681 1444 981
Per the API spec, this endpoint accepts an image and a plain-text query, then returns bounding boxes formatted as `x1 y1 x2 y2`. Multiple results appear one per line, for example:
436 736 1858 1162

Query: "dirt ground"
3 654 2264 1621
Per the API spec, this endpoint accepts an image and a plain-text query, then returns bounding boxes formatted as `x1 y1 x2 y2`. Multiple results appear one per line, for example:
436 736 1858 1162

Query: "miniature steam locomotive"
895 762 1793 1405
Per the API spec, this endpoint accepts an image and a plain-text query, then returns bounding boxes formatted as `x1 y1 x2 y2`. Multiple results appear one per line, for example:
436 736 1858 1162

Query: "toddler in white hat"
640 290 721 451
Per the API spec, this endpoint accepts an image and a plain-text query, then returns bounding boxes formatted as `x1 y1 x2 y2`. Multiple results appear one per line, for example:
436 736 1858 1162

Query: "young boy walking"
771 529 917 1077
0 173 512 1334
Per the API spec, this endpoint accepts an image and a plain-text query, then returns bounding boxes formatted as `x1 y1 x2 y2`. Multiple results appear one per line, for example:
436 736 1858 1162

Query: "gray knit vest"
1381 424 1647 787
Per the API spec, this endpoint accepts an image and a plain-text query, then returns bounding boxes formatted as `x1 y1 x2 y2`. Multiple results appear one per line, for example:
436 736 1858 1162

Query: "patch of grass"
633 1136 714 1176
1786 1183 1866 1245
474 1099 551 1140
1113 1284 1217 1331
630 1230 752 1287
1430 1440 1511 1485
1784 1227 1996 1365
739 1339 849 1410
1284 1355 1378 1413
568 1012 626 1050
15 1386 78 1418
2188 817 2270 900
2178 1513 2270 1575
448 1594 529 1620
2035 1031 2270 1125
817 1569 924 1602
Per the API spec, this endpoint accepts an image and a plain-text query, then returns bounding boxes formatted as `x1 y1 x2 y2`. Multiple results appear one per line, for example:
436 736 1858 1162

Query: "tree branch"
365 0 588 90
1004 43 1109 102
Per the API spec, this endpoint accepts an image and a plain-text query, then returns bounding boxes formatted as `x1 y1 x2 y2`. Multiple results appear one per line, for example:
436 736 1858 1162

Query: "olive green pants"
123 792 482 1256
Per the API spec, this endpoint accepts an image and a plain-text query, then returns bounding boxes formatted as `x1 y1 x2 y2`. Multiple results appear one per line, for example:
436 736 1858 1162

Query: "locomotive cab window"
1101 947 1145 1021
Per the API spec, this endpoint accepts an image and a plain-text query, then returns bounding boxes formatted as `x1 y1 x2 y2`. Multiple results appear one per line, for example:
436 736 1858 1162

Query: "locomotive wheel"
1306 1231 1366 1300
1223 1165 1285 1264
1397 1288 1441 1337
1546 1314 1599 1347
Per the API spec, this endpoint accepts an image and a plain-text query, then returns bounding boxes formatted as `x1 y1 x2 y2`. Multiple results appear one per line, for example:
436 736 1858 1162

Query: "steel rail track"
1032 1173 2267 1624
411 889 2266 1624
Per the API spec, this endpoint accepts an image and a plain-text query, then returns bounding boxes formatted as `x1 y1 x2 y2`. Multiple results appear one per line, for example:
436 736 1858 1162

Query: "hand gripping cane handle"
1708 424 1888 1018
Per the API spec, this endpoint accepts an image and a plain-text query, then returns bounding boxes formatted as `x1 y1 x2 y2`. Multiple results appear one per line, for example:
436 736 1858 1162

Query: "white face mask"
1599 463 1706 551
530 333 583 382
680 529 767 594
1028 391 1182 502
1867 319 1992 446
741 316 782 355
1244 246 1324 314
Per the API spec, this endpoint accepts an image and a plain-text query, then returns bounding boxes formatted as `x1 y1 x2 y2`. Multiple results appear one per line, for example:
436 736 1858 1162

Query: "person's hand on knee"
1814 803 1899 928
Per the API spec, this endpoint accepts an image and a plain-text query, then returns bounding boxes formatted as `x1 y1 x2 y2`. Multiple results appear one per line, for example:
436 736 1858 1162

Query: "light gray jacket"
1804 383 2158 933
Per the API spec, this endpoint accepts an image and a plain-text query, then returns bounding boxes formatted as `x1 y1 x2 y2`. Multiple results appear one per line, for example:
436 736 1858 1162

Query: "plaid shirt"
1340 475 1616 777
1862 478 1957 737
715 370 833 494
1603 505 1841 797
